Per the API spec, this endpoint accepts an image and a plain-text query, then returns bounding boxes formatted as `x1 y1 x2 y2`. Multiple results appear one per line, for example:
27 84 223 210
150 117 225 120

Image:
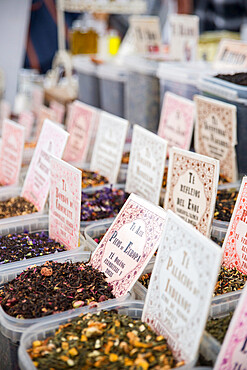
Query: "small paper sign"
125 125 168 205
0 119 25 185
169 14 199 61
214 39 247 70
129 15 162 54
164 147 219 237
49 157 81 250
158 92 194 154
142 210 222 363
63 101 97 164
90 193 166 297
35 105 56 140
21 119 69 212
214 284 247 369
50 100 65 124
90 112 128 184
222 177 247 274
0 100 11 127
18 110 35 141
31 85 44 116
194 95 237 182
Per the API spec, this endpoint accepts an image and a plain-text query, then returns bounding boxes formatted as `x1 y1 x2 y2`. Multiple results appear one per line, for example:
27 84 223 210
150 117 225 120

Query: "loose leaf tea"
214 188 238 222
0 261 115 319
0 196 37 219
79 169 108 189
162 167 168 189
206 312 233 344
214 266 247 296
216 72 247 86
121 151 130 164
27 310 184 369
0 231 66 265
139 272 152 289
81 186 128 222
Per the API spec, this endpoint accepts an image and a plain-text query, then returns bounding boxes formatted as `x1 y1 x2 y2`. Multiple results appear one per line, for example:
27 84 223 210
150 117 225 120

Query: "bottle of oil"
70 19 98 55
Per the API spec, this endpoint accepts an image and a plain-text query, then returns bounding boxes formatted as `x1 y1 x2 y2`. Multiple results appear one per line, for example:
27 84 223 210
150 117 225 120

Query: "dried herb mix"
0 231 67 265
206 312 233 344
81 186 128 222
216 72 247 86
213 266 247 296
0 196 37 219
0 261 115 319
79 169 108 189
28 310 184 369
214 188 238 222
121 151 130 164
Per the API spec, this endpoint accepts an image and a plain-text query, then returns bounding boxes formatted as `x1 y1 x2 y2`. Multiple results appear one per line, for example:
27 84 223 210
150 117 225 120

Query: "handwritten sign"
50 100 65 124
142 210 222 363
63 101 97 164
214 39 247 70
214 284 247 369
169 14 199 61
18 110 35 141
158 92 194 154
31 85 44 116
164 147 219 236
0 119 25 185
90 193 166 297
125 125 167 205
35 105 56 140
222 177 247 274
49 157 81 250
129 15 162 54
194 95 237 182
90 112 128 184
21 119 69 212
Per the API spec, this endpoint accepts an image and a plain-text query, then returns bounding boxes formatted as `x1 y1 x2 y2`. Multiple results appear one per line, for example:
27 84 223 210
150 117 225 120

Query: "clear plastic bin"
125 56 160 133
18 300 196 370
22 147 35 166
97 63 127 118
0 214 88 284
73 55 100 108
84 218 114 252
202 75 247 99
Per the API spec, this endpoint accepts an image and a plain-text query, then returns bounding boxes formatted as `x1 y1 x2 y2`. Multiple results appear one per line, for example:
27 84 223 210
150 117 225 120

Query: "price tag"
21 119 69 212
50 100 65 124
142 210 222 364
35 105 56 140
222 177 247 274
125 125 167 205
194 95 237 182
90 112 128 183
49 157 81 250
158 92 195 154
169 14 199 61
214 284 247 369
214 39 247 70
0 119 25 185
63 101 97 164
164 147 219 236
129 16 162 54
90 193 166 297
18 110 35 141
31 85 44 116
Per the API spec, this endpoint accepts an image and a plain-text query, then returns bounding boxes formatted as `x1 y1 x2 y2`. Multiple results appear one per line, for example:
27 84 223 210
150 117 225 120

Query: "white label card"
90 112 128 184
125 125 167 205
142 210 222 364
214 39 247 70
194 95 237 182
164 147 219 237
130 16 162 54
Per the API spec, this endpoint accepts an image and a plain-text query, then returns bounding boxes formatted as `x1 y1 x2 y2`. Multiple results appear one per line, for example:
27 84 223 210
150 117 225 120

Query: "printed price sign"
50 100 65 124
164 147 219 236
0 119 25 185
222 177 247 274
214 284 247 369
130 16 162 54
90 193 166 297
90 112 128 184
63 101 97 164
18 110 35 141
22 119 69 212
158 92 194 154
169 14 199 61
49 158 81 250
142 210 222 364
125 125 168 205
35 105 56 140
214 39 247 70
194 95 237 182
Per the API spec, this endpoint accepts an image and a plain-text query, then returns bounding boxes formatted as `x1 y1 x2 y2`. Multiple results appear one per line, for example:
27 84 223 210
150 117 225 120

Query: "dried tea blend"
206 312 233 343
214 188 238 222
79 169 108 189
0 196 37 219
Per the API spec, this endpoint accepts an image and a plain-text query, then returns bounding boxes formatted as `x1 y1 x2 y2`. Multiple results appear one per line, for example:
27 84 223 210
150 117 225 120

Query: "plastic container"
84 218 114 252
199 77 247 174
73 55 100 108
97 62 127 118
18 300 196 370
202 74 247 99
125 56 160 133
